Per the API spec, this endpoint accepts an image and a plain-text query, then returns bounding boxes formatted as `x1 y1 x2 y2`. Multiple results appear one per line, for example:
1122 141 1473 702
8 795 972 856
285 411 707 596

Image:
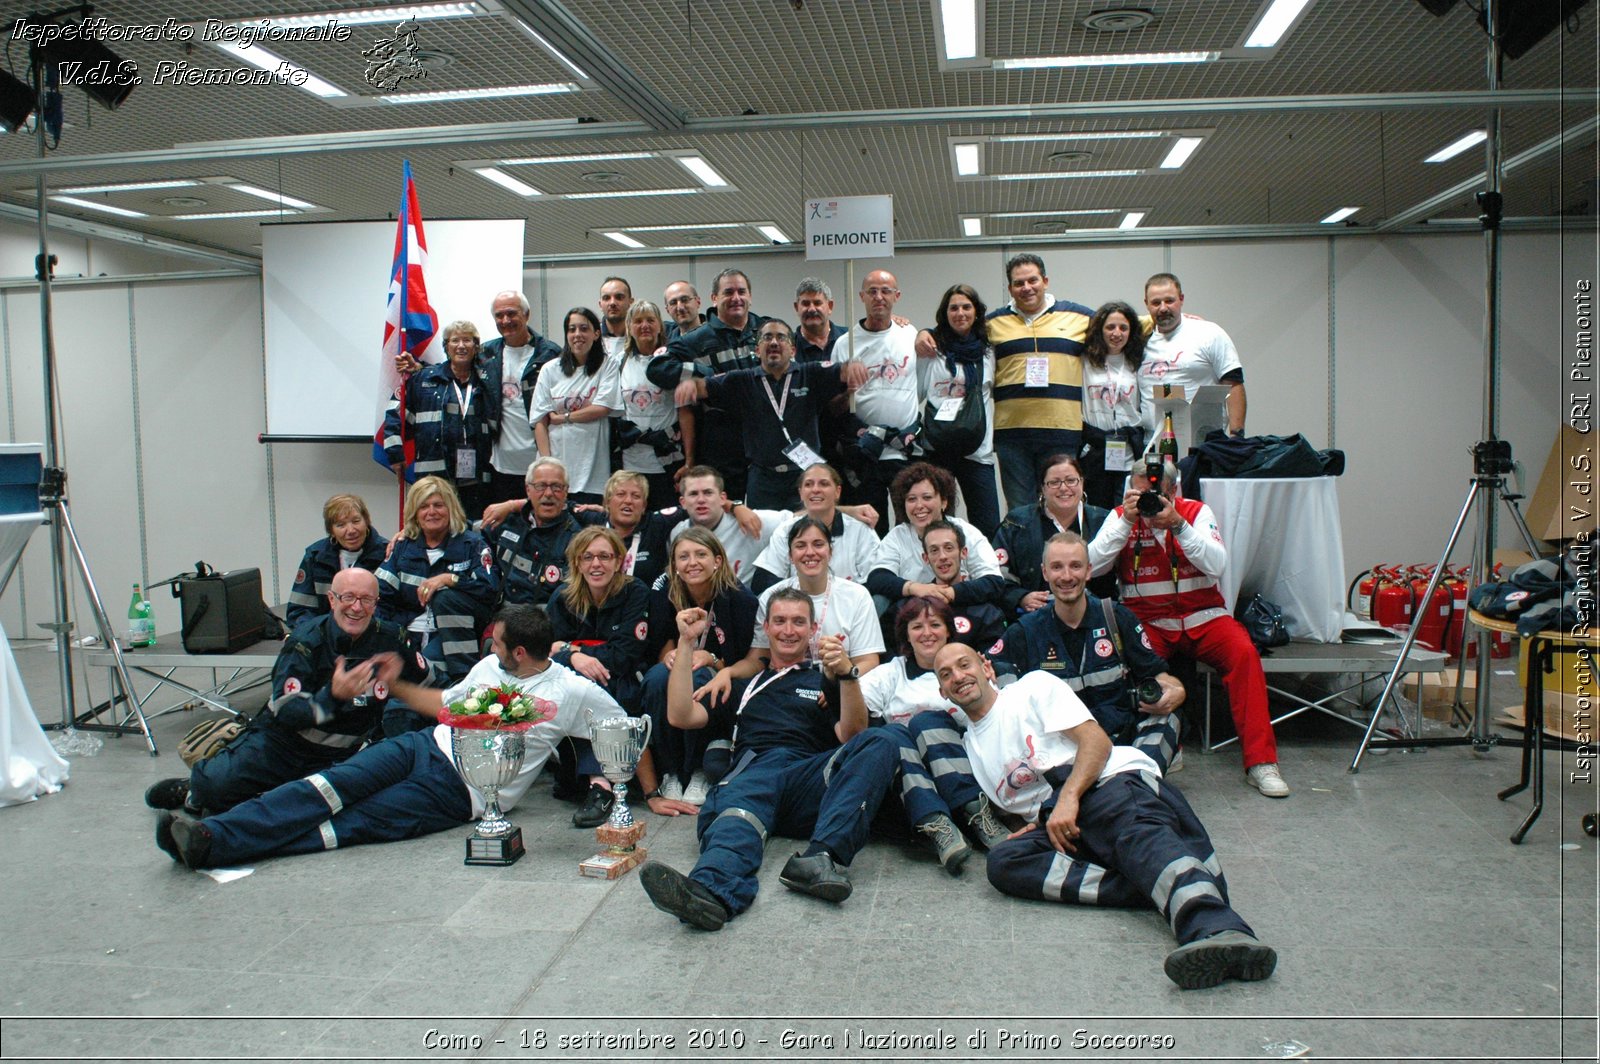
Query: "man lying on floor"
154 605 645 869
933 643 1278 990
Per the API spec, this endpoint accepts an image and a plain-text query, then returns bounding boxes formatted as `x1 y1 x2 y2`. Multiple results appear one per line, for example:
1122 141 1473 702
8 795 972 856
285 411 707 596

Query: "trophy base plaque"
464 828 525 866
579 846 647 879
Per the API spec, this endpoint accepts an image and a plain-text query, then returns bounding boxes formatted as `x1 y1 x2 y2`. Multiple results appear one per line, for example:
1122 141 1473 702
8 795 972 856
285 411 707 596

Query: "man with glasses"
143 568 433 820
681 320 867 510
480 457 586 608
663 280 705 341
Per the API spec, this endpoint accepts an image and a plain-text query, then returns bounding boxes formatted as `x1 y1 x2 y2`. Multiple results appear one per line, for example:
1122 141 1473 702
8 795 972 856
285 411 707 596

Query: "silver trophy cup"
586 710 653 832
450 726 527 866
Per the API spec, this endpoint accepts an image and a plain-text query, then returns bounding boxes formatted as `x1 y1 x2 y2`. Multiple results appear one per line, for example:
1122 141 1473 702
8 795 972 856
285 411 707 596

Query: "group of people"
144 256 1286 989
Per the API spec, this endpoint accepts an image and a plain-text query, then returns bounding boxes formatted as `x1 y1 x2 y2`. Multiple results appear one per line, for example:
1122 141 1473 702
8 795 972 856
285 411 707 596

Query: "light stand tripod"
17 28 153 753
1350 0 1542 772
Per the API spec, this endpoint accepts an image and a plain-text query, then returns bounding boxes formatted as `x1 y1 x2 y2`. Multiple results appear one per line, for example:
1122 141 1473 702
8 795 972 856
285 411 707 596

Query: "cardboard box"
1146 383 1230 453
1525 424 1597 543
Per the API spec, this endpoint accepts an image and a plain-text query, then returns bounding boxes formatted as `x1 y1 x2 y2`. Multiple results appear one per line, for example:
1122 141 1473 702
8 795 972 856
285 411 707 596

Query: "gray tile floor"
1 636 1595 1063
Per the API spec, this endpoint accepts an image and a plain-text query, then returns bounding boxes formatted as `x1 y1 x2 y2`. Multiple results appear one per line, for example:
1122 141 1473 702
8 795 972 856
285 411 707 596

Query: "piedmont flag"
372 159 440 473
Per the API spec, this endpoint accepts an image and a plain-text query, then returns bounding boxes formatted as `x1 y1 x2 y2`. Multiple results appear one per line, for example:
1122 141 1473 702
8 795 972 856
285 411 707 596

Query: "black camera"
1136 452 1165 517
1127 678 1163 717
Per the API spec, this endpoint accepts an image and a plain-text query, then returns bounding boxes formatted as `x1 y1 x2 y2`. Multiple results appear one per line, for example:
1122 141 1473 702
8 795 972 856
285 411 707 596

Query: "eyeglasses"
1043 477 1083 489
529 481 567 493
759 333 793 345
332 593 378 607
579 551 617 564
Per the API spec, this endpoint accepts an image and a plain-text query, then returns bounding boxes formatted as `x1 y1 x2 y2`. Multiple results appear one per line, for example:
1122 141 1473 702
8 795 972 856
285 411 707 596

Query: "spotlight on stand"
0 69 36 132
35 34 135 110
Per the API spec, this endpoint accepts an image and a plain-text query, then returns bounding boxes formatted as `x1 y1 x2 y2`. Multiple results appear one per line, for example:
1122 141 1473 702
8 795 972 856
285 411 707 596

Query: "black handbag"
1237 594 1290 650
920 356 986 459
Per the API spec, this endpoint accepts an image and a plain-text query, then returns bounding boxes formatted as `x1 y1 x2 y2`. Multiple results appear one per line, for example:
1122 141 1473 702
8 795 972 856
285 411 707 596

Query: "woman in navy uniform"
285 493 388 628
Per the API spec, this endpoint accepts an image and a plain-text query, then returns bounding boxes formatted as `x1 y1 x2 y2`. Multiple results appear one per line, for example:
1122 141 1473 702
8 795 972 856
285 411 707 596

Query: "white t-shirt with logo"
1082 352 1143 431
835 321 920 439
859 656 970 729
916 347 995 464
491 342 538 476
750 576 885 658
1137 315 1242 435
963 671 1159 822
617 353 679 474
753 510 881 584
529 353 622 496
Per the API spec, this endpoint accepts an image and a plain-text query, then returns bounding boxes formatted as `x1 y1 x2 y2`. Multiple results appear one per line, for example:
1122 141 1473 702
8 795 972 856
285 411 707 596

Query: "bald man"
831 269 919 532
144 568 434 821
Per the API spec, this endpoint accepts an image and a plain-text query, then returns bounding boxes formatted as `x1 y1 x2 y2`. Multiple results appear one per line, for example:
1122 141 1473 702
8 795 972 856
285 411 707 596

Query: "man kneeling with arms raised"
933 643 1276 989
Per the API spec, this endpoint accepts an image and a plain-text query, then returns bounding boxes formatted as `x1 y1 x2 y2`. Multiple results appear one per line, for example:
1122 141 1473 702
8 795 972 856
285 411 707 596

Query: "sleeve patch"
294 568 307 585
987 638 1004 655
635 620 649 641
283 676 302 695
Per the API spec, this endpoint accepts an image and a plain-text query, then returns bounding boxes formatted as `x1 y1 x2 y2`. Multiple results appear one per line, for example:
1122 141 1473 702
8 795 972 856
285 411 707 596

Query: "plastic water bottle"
127 584 155 648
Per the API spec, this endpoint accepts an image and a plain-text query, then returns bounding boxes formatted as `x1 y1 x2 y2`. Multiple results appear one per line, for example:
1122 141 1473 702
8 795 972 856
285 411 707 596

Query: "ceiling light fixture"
1243 0 1315 47
988 131 1167 143
59 179 201 194
994 169 1143 181
954 143 982 175
656 242 763 252
379 82 581 103
962 217 982 237
562 187 701 200
212 42 347 97
619 222 744 232
987 209 1121 218
939 0 978 60
1159 136 1204 168
1320 206 1360 224
508 19 592 81
996 51 1216 69
757 225 792 243
49 195 147 218
228 183 316 209
501 151 654 165
672 154 728 187
1424 129 1488 163
472 166 542 196
1118 211 1146 229
603 231 646 249
170 209 287 220
226 3 484 29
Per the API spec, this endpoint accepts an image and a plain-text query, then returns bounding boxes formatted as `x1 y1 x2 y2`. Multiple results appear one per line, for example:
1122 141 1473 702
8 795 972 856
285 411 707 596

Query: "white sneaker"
683 771 710 806
1166 749 1185 774
1246 762 1290 798
659 775 684 802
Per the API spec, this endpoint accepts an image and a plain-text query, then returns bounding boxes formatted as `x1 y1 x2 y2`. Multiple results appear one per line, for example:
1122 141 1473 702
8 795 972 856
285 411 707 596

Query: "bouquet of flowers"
439 684 556 732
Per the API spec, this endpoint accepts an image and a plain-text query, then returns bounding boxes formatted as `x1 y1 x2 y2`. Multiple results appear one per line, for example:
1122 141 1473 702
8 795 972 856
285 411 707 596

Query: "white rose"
488 704 503 716
463 698 481 712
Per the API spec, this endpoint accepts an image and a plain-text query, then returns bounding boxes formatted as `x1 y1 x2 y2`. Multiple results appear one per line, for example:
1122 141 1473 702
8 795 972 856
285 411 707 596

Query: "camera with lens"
1136 451 1165 517
1128 678 1163 714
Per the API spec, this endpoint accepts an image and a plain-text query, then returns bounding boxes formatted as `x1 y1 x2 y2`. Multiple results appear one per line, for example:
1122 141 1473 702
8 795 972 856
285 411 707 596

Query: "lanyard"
810 578 833 657
619 529 642 575
761 372 795 443
733 663 799 748
449 378 474 444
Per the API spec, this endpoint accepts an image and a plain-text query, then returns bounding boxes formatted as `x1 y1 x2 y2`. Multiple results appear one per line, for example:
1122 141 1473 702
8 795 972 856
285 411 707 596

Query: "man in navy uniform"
481 457 585 608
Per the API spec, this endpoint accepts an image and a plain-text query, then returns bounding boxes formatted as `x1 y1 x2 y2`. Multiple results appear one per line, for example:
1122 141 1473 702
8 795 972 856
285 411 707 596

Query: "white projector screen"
262 218 525 438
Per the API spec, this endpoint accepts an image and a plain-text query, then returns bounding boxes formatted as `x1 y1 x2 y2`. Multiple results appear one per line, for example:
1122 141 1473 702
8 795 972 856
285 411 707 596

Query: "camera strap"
1099 596 1130 685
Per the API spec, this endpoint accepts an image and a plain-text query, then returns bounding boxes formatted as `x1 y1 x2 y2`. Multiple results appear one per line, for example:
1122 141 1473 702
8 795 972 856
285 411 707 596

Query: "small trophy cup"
450 725 528 866
578 711 653 879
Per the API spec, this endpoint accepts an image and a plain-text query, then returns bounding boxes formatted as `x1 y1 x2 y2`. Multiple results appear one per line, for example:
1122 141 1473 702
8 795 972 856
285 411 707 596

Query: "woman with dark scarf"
916 283 999 539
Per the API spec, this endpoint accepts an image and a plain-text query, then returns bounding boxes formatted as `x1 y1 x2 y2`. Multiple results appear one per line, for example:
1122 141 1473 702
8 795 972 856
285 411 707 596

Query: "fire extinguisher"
1448 563 1514 660
1410 564 1453 652
1443 564 1471 659
1349 568 1376 620
1371 566 1414 631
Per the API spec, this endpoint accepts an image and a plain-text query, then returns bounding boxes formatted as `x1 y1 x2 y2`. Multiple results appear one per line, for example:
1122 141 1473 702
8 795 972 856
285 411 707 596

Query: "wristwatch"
839 665 861 682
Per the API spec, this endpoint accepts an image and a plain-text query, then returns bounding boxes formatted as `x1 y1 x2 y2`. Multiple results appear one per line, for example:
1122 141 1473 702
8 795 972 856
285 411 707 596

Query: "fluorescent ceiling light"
1159 137 1204 169
940 0 977 60
59 179 200 194
757 225 792 243
988 209 1119 218
672 155 728 187
472 167 541 197
603 231 646 249
962 217 982 237
379 82 580 104
1320 206 1360 224
657 242 762 252
1424 130 1487 163
227 4 483 29
997 51 1217 69
1118 212 1146 229
1244 0 1314 47
954 143 981 176
995 169 1142 181
563 187 701 200
213 42 346 97
502 151 654 165
509 19 592 80
988 131 1167 143
170 210 286 220
49 195 146 218
228 183 316 209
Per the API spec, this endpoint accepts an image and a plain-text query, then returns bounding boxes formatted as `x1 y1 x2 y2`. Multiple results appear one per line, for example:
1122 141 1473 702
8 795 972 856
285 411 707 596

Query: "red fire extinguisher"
1443 564 1472 658
1447 563 1514 660
1350 567 1380 620
1371 566 1414 631
1410 564 1453 651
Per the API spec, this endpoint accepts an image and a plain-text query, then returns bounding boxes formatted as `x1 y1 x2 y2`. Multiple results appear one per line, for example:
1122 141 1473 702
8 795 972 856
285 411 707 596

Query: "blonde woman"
285 493 388 627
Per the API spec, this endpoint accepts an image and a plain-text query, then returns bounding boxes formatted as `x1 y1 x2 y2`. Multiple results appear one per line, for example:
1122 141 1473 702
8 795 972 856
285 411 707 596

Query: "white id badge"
455 448 477 479
934 396 963 422
1104 439 1132 472
1025 356 1050 389
782 439 824 469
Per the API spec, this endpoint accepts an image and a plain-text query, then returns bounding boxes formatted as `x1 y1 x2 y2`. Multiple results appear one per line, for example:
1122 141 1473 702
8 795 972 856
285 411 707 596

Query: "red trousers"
1144 616 1278 769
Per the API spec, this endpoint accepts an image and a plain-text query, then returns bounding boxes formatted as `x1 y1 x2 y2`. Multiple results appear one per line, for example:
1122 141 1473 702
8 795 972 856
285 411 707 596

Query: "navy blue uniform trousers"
201 731 472 866
189 723 353 814
987 767 1252 946
690 729 898 915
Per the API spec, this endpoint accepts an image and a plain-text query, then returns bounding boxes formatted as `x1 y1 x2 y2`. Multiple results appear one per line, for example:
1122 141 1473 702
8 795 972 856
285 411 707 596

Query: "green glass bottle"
128 584 155 648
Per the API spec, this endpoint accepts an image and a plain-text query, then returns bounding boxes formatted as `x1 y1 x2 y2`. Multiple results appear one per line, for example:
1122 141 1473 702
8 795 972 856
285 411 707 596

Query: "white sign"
804 195 894 260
